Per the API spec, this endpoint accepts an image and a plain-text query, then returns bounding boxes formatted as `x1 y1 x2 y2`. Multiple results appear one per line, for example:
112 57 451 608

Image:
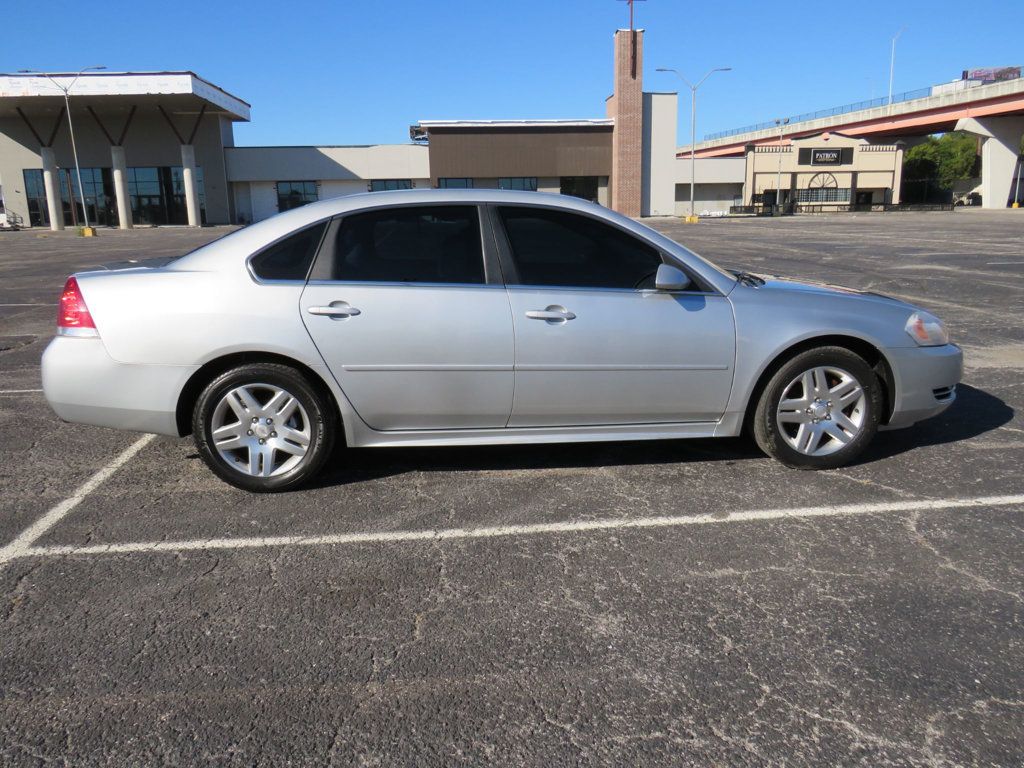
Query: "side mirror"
655 263 691 292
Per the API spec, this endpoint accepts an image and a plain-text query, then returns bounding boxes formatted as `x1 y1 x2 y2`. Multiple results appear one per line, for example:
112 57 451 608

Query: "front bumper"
883 343 963 430
42 336 197 436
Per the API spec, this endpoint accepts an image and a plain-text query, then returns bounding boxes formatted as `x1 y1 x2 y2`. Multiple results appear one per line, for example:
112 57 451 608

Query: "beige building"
743 132 904 210
0 71 248 228
672 132 906 214
225 144 430 224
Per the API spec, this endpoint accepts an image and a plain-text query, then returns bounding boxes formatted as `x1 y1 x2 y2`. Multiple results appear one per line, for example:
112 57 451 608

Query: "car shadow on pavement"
856 383 1014 464
306 384 1012 489
311 436 763 490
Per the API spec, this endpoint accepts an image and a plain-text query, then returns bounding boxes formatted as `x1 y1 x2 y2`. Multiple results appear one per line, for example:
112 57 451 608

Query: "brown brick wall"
426 127 612 184
610 29 644 217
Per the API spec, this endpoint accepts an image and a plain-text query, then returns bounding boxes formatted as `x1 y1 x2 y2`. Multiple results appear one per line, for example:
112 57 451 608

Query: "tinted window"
498 207 662 289
499 177 538 191
370 179 413 192
250 222 327 281
320 206 484 284
277 181 318 211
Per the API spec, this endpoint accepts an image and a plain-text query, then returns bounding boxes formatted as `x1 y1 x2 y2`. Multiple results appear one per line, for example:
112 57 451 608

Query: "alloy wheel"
775 365 867 457
210 383 312 477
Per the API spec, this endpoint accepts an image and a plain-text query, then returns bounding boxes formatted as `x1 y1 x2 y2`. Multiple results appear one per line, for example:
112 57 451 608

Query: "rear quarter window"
249 222 328 281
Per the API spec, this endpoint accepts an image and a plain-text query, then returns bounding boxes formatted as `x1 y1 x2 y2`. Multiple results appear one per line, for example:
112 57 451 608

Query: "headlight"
905 311 950 346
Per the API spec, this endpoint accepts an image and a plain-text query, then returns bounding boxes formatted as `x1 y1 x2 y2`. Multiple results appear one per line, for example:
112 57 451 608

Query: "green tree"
903 132 980 189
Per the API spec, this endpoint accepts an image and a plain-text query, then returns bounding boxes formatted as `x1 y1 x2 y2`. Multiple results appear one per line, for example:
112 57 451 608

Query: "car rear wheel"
192 363 336 492
753 346 882 470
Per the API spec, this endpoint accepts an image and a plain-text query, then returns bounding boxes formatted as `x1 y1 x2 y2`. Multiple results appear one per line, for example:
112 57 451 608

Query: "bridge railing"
704 86 936 142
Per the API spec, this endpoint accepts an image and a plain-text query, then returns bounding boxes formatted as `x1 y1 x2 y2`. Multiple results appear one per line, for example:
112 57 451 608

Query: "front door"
301 204 514 431
494 205 736 427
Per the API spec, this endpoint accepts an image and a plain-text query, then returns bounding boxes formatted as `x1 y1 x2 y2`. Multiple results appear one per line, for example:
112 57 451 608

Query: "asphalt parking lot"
1 210 1022 765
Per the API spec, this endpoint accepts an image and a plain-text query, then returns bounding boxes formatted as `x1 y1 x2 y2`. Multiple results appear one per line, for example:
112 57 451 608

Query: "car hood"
746 272 916 310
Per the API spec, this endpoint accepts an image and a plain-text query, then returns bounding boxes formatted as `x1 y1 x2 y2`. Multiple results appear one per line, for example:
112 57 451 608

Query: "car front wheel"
192 363 336 492
753 346 882 470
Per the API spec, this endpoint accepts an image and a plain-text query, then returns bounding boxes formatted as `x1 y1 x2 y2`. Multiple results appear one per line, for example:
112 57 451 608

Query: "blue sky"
6 0 1022 147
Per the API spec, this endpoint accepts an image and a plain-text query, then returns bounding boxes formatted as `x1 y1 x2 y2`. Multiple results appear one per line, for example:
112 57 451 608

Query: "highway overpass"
683 77 1024 208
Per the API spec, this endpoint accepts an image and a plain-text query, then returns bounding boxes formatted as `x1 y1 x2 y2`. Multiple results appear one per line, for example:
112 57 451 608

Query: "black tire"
753 346 882 470
192 363 336 492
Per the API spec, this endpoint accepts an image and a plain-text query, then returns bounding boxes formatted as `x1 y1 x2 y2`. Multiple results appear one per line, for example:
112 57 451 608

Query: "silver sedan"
42 190 962 492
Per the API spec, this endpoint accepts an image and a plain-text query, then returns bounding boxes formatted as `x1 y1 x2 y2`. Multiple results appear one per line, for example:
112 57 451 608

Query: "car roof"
173 189 613 270
281 187 604 220
170 189 738 294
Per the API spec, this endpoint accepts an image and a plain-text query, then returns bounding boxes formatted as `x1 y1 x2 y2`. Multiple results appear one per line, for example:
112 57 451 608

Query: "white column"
956 116 1024 209
743 145 755 206
180 144 200 226
891 144 904 205
110 146 132 230
40 147 64 231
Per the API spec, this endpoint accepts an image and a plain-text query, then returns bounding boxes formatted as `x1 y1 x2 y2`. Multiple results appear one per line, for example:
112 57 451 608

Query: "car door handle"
525 306 576 323
307 302 361 318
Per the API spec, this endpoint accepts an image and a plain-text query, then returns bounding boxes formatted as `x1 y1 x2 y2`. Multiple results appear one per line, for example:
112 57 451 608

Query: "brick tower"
609 28 644 217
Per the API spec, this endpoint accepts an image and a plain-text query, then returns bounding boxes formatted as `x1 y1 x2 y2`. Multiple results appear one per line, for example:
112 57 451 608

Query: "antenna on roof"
618 0 646 31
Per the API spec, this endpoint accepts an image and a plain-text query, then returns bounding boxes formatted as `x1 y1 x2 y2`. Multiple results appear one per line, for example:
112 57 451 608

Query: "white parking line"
0 303 56 307
0 434 155 567
0 389 43 395
16 493 1024 562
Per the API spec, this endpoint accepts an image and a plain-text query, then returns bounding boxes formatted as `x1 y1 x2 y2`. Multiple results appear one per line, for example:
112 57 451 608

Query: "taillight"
58 276 98 337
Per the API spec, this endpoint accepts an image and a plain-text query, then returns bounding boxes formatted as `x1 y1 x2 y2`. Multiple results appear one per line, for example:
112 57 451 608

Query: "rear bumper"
42 336 196 436
883 343 963 430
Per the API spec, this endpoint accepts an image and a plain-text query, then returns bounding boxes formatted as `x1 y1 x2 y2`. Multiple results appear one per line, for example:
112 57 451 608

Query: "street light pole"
656 66 732 222
775 118 790 215
19 66 106 231
888 27 905 113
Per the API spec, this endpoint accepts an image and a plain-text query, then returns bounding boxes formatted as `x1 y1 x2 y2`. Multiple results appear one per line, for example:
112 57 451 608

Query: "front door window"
496 206 664 290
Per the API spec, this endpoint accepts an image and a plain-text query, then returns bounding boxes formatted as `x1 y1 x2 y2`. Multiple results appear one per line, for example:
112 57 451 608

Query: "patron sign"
812 149 842 165
799 147 854 165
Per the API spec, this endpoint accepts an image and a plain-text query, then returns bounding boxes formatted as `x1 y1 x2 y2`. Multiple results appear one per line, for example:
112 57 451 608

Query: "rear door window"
315 206 485 285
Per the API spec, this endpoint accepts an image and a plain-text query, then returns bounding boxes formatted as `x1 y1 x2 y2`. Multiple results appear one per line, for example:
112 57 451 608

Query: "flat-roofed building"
0 28 680 229
225 144 430 224
0 71 249 229
408 29 678 218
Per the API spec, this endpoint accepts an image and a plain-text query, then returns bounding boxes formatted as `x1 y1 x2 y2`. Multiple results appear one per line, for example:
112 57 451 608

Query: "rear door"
493 204 736 427
300 204 514 431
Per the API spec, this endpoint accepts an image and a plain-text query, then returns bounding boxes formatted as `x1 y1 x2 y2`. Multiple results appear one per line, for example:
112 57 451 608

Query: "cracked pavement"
0 211 1022 765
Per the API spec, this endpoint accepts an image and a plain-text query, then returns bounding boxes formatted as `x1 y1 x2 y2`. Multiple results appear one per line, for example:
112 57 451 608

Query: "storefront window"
23 170 48 227
277 181 318 211
439 178 473 189
795 188 851 203
23 168 118 227
499 177 538 191
128 166 206 225
560 176 599 202
370 179 413 192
